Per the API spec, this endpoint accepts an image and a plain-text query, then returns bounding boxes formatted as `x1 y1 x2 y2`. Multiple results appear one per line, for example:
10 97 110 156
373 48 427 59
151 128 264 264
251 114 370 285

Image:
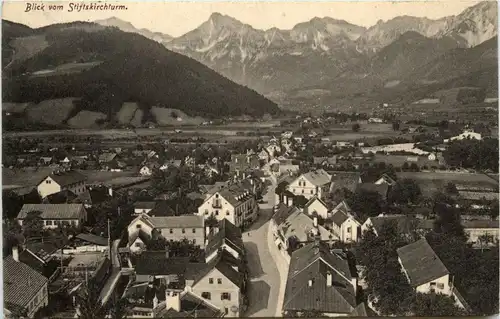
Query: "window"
302 190 304 194
310 190 313 194
182 228 186 234
201 292 211 300
437 283 444 289
221 292 231 300
215 211 219 216
226 211 230 216
193 239 196 244
225 308 229 315
136 224 142 229
347 227 352 233
217 278 222 284
46 220 53 226
135 243 141 247
192 228 196 233
169 229 173 234
209 278 214 284
293 189 296 193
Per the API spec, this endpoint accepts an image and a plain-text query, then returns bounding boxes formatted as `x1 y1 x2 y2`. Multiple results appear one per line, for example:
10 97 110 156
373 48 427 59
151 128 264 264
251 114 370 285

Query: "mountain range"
2 20 279 130
94 1 497 109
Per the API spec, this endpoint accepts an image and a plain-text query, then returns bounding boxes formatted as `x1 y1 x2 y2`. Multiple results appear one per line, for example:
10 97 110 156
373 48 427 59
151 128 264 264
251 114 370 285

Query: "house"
189 256 245 317
37 169 87 199
134 252 245 317
396 238 470 311
313 156 337 168
257 149 270 163
281 131 293 139
17 203 88 228
140 163 159 176
17 243 60 281
330 201 362 243
4 250 49 318
282 241 361 317
39 157 53 166
303 196 329 219
462 220 499 247
229 154 260 178
205 219 244 263
288 169 332 200
374 173 396 186
134 201 157 215
197 181 258 227
129 230 153 254
159 291 224 318
265 141 282 158
272 204 336 255
127 214 206 248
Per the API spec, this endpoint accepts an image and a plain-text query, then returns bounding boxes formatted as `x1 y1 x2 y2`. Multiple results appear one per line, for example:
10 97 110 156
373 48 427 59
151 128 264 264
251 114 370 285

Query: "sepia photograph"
1 0 499 318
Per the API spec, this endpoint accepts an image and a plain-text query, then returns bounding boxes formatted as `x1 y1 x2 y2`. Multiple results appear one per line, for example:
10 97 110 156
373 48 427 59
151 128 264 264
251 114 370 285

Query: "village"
2 115 499 318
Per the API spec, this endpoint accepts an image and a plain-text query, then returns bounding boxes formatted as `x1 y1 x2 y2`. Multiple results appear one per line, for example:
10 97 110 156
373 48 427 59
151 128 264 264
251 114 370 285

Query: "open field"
2 168 139 188
396 171 499 197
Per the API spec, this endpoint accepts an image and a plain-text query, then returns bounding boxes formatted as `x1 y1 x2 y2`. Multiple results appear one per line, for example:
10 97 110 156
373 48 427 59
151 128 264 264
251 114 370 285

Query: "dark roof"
135 252 191 276
17 204 86 220
43 170 86 187
356 183 389 198
188 254 243 288
161 292 223 318
272 204 300 226
205 219 244 258
45 190 78 204
75 233 108 246
25 242 58 260
128 230 152 247
283 242 356 314
3 256 48 311
396 238 449 287
148 201 176 217
331 210 349 227
134 201 157 210
18 249 59 279
91 258 111 284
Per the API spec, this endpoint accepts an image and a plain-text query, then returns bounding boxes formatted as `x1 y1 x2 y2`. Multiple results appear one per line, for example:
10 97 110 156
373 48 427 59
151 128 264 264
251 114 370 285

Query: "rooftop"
17 203 86 220
205 219 244 258
302 169 332 186
396 238 449 288
42 170 86 187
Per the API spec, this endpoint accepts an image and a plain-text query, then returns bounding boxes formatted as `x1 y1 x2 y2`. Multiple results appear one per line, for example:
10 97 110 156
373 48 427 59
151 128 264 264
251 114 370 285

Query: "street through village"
243 178 288 317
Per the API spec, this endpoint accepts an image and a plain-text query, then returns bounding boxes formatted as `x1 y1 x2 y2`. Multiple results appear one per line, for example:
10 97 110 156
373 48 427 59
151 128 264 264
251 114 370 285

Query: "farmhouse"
17 203 88 229
330 201 362 243
37 169 87 199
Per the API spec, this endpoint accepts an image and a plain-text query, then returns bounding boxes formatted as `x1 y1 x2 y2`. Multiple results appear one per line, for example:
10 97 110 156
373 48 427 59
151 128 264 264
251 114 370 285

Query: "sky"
2 1 484 37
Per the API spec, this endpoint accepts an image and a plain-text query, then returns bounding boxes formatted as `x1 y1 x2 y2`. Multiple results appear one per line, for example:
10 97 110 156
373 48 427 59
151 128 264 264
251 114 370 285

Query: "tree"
477 234 494 252
22 211 44 238
388 179 421 205
205 215 219 228
346 189 385 220
352 123 361 132
444 182 458 195
76 282 106 319
432 193 466 239
108 293 130 319
413 293 466 316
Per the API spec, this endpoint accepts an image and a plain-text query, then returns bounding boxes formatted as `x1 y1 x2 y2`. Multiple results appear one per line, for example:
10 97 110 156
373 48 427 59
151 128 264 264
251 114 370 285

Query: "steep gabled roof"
161 292 223 318
272 204 300 226
40 170 86 187
205 219 243 258
283 242 356 314
4 256 48 312
304 196 329 210
396 238 449 287
331 201 360 227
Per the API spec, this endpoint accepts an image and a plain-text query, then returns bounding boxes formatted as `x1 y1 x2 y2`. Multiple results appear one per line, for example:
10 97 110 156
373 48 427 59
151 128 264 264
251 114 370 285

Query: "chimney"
313 237 320 254
308 279 313 287
326 271 332 287
166 290 181 312
12 246 19 262
313 217 318 228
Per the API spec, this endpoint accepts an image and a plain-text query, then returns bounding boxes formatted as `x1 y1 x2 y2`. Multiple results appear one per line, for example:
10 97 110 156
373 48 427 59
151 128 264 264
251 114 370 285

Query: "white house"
37 170 87 199
303 196 329 219
17 204 88 229
374 173 396 186
330 201 362 243
197 182 258 227
287 169 332 200
139 165 153 176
